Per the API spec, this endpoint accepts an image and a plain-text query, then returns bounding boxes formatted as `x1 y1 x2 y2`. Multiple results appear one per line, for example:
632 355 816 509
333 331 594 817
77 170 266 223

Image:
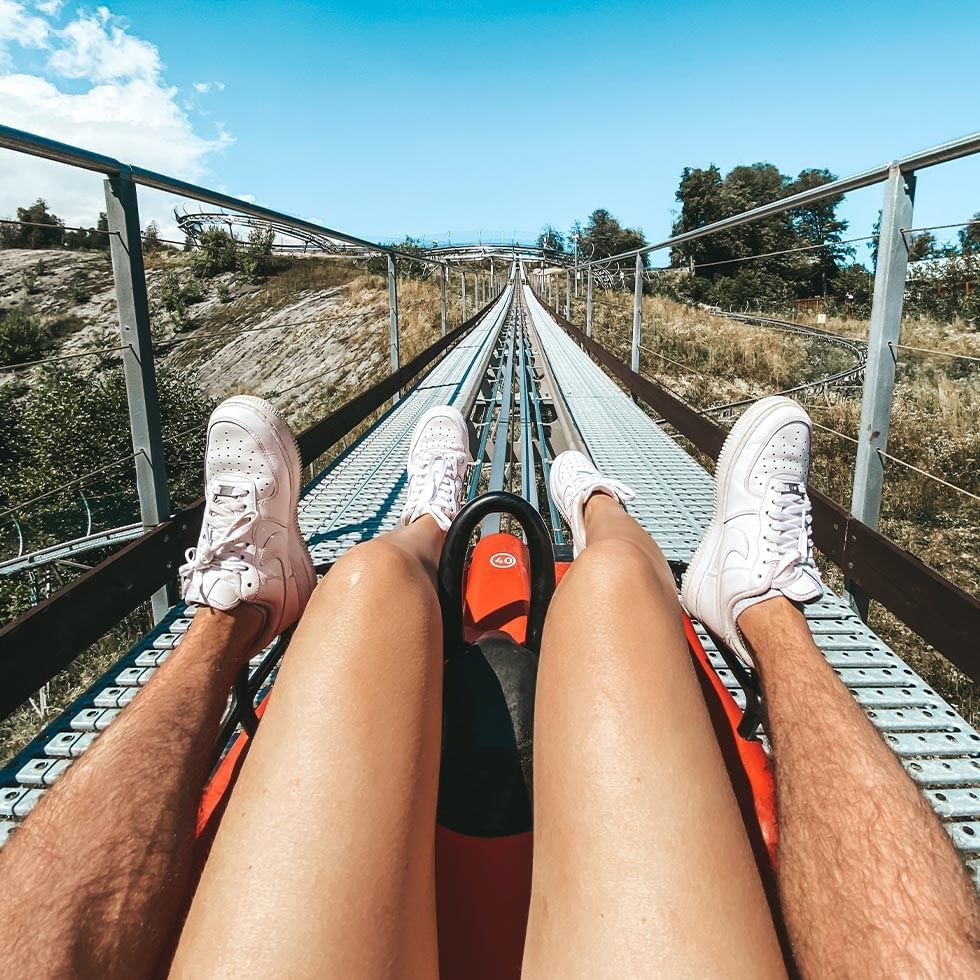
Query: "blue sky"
2 0 979 260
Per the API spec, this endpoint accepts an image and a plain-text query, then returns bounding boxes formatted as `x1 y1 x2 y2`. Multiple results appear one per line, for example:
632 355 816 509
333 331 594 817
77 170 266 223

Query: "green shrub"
0 309 51 365
181 276 206 305
190 228 239 278
216 282 232 303
238 227 276 283
68 275 91 304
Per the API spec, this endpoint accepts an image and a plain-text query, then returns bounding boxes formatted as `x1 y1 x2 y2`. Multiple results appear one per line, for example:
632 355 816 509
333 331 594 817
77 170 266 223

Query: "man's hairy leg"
740 597 980 978
0 605 262 979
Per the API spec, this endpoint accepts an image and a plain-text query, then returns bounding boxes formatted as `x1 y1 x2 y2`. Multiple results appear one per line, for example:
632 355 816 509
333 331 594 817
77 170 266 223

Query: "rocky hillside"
0 248 450 430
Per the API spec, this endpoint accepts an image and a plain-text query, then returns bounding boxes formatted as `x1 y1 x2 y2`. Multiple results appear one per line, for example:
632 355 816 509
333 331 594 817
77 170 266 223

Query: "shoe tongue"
774 564 822 602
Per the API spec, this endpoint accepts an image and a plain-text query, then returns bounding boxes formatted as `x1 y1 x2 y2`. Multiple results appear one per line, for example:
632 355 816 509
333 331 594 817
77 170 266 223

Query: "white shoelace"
180 485 257 578
406 451 465 530
764 481 817 581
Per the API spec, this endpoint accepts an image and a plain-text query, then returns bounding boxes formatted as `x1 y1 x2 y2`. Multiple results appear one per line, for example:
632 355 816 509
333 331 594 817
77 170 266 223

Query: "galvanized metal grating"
0 295 510 841
524 286 980 883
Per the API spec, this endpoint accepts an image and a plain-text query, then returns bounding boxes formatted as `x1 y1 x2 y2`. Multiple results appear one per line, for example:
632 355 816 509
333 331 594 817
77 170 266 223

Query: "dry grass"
571 288 980 725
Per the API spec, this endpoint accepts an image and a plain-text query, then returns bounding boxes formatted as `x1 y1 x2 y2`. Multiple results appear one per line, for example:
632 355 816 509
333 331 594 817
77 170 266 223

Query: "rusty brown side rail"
547 305 980 684
0 294 503 720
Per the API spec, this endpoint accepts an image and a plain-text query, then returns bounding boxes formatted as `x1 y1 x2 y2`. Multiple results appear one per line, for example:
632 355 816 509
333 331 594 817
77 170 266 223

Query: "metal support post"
631 252 643 373
586 267 594 338
845 164 916 618
461 270 467 319
565 270 571 319
439 263 447 336
387 253 400 404
104 174 172 624
490 257 495 295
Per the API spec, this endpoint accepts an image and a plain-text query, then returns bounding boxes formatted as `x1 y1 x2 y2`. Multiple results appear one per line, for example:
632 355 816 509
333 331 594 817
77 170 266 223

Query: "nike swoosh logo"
720 525 750 566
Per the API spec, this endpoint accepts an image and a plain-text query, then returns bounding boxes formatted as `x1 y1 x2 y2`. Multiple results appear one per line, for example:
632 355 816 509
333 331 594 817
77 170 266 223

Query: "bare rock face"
0 249 395 426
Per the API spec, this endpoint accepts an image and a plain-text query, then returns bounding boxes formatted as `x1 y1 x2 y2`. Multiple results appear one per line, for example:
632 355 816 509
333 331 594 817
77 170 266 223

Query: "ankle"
188 604 267 672
737 596 811 669
582 489 625 531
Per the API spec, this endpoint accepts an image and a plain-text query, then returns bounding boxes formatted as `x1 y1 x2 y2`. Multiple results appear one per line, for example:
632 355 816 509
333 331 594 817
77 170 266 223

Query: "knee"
565 539 676 605
312 538 438 617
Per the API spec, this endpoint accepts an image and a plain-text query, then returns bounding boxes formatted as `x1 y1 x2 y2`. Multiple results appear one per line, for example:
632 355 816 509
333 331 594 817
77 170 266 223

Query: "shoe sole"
210 395 318 613
681 396 810 632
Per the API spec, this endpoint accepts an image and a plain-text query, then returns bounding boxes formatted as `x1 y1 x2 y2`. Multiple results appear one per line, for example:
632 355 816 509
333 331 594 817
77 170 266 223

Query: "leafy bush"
190 228 239 278
159 272 205 331
367 237 429 281
216 282 232 303
0 309 51 365
0 364 214 624
68 275 92 304
238 227 276 283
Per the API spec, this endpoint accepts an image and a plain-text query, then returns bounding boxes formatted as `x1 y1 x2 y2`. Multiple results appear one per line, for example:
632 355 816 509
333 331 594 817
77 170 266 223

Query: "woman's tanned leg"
170 517 446 979
523 494 785 979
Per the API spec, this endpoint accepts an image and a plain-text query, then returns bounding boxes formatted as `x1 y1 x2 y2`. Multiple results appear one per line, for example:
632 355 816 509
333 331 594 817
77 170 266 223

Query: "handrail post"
104 173 171 624
565 270 571 319
387 253 400 405
846 164 916 618
461 269 467 320
439 263 447 336
586 267 594 337
631 252 643 373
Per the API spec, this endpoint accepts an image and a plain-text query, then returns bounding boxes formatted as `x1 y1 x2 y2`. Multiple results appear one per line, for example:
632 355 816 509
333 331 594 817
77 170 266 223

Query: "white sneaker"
681 396 823 665
180 395 317 653
549 450 636 557
400 405 472 530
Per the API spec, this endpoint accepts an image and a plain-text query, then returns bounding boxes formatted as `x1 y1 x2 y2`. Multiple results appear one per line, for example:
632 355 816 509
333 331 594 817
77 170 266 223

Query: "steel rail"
0 124 441 268
483 312 517 536
468 326 511 499
580 131 980 269
517 314 538 512
0 524 144 577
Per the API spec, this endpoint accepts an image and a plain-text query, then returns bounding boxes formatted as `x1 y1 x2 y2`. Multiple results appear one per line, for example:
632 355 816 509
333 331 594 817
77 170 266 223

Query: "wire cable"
691 233 874 270
0 218 118 238
0 344 129 373
889 341 980 364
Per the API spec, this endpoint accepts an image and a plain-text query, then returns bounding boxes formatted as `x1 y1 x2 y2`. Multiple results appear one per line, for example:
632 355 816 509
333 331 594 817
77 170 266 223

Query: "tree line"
537 166 980 325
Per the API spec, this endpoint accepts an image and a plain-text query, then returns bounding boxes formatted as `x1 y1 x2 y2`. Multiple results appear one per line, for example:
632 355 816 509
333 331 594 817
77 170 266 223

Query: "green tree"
191 227 239 278
142 221 161 253
908 230 937 262
1 199 64 249
958 213 980 254
536 225 565 254
367 237 428 280
238 227 276 283
580 209 647 264
0 364 214 556
670 162 849 304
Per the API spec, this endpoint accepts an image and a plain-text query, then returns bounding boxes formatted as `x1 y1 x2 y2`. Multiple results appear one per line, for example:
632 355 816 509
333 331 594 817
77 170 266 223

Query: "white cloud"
34 0 63 16
0 3 234 237
192 81 209 93
47 6 159 83
0 0 50 66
